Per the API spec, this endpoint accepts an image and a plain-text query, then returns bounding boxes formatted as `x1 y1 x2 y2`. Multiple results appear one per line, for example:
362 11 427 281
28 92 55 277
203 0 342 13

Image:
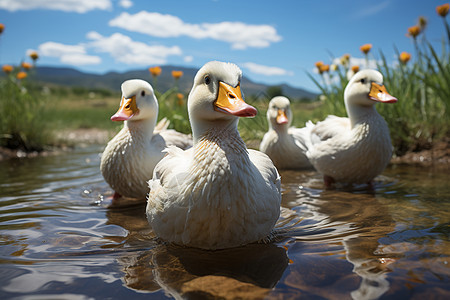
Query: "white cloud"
60 53 101 65
38 42 86 57
0 0 112 13
353 1 390 19
184 56 193 63
242 62 293 76
86 31 182 65
109 11 282 50
118 0 133 9
37 41 101 65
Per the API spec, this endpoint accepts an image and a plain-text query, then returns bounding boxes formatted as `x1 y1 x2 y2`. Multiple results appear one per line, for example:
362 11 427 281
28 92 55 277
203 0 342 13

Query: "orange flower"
21 62 32 70
0 23 4 34
16 71 27 80
176 93 184 106
29 51 39 61
2 64 13 74
351 65 360 73
399 52 412 64
407 25 421 38
340 54 351 65
149 66 161 77
172 70 183 79
315 61 324 69
436 3 449 17
360 44 372 54
318 64 330 74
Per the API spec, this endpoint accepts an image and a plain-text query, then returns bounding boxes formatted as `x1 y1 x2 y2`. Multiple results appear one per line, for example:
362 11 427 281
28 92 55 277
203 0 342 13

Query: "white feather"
147 62 281 250
100 79 192 201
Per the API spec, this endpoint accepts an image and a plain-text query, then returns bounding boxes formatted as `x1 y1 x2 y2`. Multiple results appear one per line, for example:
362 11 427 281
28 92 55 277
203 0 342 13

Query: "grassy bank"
307 6 450 156
1 72 448 157
1 4 449 156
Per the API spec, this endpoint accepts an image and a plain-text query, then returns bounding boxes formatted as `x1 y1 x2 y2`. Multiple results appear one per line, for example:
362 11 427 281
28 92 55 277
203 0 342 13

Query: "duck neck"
124 117 156 137
346 104 379 128
192 118 241 145
271 123 289 136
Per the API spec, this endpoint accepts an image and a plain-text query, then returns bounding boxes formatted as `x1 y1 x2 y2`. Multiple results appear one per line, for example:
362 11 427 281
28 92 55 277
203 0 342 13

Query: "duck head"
188 61 257 141
344 69 397 108
267 96 292 132
111 79 158 122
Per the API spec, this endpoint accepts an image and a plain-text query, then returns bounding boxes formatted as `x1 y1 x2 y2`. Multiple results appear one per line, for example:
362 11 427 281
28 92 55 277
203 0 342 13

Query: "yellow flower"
399 52 412 64
318 64 330 74
149 66 161 77
315 61 324 68
21 62 32 70
0 23 4 34
407 25 421 38
29 51 39 61
360 44 372 55
2 64 13 74
436 3 449 17
16 71 27 80
172 70 183 79
351 65 360 73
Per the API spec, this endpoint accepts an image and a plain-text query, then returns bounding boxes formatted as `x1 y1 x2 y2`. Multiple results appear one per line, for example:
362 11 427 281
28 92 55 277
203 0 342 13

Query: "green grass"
41 95 122 131
2 8 449 155
307 15 450 156
0 72 52 151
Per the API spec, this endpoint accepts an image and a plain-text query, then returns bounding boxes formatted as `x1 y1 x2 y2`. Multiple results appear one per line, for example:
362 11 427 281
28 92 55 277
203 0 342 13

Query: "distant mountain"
32 66 317 100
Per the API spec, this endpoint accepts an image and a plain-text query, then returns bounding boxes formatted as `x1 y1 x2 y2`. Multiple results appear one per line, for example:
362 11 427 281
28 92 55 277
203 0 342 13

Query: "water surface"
0 146 449 299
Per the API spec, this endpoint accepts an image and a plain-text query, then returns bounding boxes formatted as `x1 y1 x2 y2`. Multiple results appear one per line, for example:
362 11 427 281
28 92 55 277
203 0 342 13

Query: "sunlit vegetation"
308 4 450 156
1 4 449 157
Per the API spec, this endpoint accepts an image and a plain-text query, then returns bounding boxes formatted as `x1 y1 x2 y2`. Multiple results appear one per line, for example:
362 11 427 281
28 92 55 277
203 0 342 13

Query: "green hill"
32 66 317 100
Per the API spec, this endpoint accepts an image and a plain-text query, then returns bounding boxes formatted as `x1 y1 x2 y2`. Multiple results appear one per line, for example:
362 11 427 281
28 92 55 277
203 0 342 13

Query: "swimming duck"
260 96 313 169
146 61 281 250
306 69 397 186
100 79 192 204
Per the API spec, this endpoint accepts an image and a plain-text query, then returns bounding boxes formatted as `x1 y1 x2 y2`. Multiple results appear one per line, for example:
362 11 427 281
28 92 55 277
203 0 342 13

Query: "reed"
0 67 53 151
308 6 450 156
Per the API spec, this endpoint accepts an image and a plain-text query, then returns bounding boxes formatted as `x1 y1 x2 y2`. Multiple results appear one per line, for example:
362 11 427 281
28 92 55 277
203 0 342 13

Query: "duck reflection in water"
105 205 289 298
105 169 398 299
277 171 398 300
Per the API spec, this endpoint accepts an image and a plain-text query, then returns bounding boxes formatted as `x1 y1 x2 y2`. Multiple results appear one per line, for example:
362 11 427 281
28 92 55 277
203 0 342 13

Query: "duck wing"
248 149 281 195
159 129 193 150
148 146 192 197
310 115 351 144
154 117 171 132
288 125 313 152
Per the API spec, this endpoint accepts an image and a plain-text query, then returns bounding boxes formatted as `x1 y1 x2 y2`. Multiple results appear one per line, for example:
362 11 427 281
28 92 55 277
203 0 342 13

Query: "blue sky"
0 0 447 93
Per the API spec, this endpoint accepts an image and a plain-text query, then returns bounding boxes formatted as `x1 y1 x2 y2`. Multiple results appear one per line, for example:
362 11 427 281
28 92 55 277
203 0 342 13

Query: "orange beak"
111 96 139 121
214 82 257 117
276 109 289 124
369 83 398 103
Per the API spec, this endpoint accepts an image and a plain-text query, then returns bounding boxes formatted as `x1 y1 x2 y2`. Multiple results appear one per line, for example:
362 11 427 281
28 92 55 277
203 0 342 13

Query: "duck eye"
204 75 211 85
141 91 146 97
360 78 366 84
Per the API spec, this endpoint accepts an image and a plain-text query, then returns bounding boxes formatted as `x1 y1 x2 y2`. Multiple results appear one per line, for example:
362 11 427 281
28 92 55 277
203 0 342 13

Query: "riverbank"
1 128 449 167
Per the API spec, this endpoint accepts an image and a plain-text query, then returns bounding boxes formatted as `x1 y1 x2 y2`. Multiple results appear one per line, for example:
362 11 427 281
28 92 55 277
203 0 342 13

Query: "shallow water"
0 146 449 299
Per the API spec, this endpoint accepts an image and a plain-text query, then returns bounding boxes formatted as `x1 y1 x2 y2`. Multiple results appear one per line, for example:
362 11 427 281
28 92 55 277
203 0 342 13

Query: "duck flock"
100 61 397 250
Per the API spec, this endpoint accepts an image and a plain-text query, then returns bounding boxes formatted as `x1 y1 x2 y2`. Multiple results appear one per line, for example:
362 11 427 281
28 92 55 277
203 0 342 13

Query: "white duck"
146 61 281 250
100 79 192 204
260 96 313 169
306 69 397 186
